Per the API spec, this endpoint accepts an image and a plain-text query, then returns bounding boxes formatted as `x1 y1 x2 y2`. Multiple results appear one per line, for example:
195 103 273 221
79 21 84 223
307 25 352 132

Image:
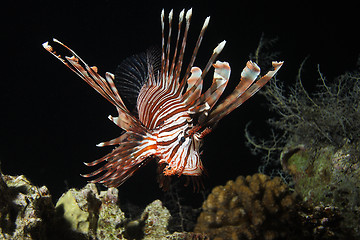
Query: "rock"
55 183 125 239
142 199 171 239
0 173 54 239
0 168 207 239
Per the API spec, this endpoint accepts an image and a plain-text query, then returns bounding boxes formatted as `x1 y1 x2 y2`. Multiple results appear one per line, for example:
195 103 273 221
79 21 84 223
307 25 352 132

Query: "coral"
96 188 125 239
282 145 360 237
0 169 89 240
142 199 171 239
55 187 92 233
165 232 210 239
55 183 127 239
0 168 200 240
295 202 345 239
121 199 209 239
194 173 352 239
0 172 54 239
245 57 360 178
194 173 298 240
244 54 360 238
55 183 207 240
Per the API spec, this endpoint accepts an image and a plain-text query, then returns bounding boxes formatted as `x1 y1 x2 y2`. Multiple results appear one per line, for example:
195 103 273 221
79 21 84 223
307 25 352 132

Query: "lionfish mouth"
42 8 283 190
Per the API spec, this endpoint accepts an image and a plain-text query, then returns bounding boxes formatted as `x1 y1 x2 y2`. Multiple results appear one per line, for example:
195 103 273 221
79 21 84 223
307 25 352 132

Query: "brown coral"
194 173 298 240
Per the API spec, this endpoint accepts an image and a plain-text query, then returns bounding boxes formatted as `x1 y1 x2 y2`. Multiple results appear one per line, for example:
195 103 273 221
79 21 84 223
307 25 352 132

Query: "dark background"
2 0 359 208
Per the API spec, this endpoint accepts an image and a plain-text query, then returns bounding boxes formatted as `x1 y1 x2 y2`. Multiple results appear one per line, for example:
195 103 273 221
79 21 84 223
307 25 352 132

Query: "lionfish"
43 9 283 190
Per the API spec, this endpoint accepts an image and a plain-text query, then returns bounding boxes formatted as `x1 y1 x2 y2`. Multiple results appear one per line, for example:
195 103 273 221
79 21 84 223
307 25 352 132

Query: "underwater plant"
43 9 283 190
245 37 360 237
245 37 360 175
263 61 360 149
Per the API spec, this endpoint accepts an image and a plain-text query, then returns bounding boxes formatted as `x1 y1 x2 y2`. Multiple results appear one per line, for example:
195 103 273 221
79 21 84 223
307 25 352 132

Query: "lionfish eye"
179 136 186 143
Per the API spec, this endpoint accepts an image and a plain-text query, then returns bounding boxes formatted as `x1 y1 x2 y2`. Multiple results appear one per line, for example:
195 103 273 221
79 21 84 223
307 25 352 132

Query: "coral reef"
0 168 209 239
282 145 360 237
194 173 350 240
246 57 360 176
244 53 360 238
55 183 125 238
0 169 91 239
0 172 54 239
142 199 171 239
1 161 353 239
55 184 207 239
295 202 344 239
194 173 299 240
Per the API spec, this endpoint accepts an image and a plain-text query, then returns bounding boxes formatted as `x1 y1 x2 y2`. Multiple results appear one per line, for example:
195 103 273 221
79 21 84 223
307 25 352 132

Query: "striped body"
42 9 283 190
138 81 203 176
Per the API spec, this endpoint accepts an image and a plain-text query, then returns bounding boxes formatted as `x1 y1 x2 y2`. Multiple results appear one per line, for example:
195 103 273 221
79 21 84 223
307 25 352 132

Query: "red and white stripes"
42 8 283 189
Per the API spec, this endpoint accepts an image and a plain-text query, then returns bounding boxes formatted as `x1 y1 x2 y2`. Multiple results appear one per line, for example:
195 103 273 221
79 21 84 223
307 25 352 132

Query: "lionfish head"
42 8 283 190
